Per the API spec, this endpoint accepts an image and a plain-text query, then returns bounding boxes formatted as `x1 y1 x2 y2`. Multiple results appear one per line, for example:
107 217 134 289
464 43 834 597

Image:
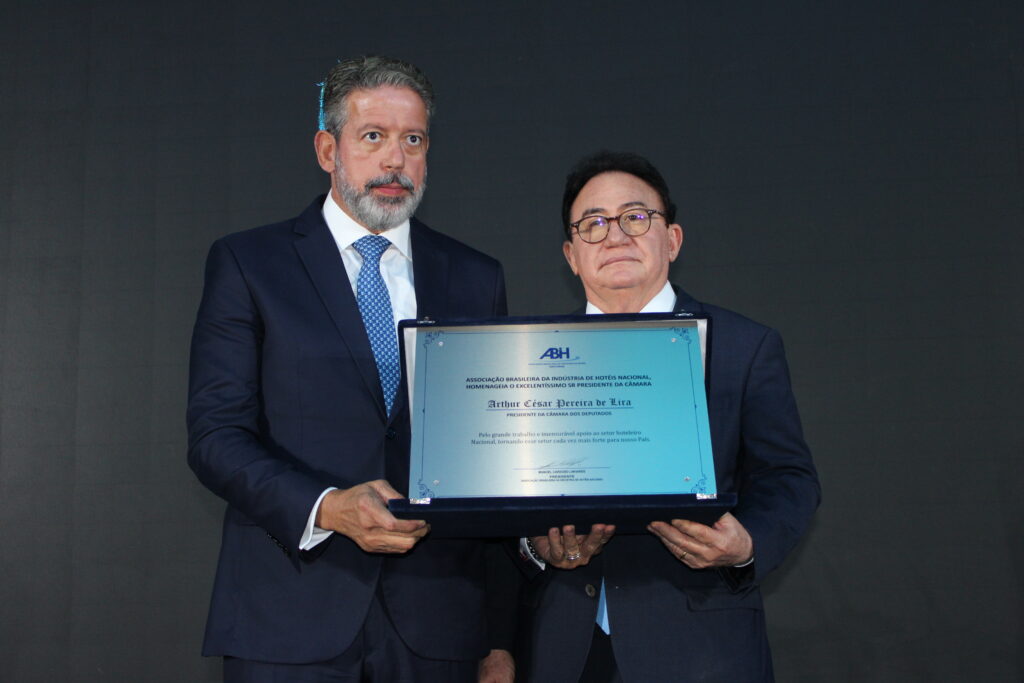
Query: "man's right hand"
316 480 429 553
529 524 615 569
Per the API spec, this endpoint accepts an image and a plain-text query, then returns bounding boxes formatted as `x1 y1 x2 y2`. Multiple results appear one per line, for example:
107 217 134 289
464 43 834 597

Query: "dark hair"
319 55 434 137
561 151 676 240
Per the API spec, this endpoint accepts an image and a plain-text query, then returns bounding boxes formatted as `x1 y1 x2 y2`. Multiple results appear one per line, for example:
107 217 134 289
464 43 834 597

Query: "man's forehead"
344 86 429 130
576 199 649 217
574 172 662 216
347 85 426 110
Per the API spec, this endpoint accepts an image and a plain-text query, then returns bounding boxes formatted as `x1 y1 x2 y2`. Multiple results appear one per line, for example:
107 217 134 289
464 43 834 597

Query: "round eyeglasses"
569 208 666 243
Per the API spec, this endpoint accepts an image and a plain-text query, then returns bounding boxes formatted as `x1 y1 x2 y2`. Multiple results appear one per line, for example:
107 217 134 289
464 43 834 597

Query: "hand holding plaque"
648 513 753 568
529 524 617 569
318 480 429 553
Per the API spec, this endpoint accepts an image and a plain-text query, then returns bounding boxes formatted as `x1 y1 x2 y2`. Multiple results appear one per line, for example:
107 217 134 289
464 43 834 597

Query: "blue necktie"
353 235 399 416
597 580 611 634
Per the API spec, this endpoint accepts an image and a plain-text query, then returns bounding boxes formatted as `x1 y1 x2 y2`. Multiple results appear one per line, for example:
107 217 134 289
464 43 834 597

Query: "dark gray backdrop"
2 1 1022 681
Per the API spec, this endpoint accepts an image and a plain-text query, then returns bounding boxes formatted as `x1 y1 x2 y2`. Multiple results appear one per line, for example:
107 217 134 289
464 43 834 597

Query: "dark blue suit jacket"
187 196 508 663
518 287 820 682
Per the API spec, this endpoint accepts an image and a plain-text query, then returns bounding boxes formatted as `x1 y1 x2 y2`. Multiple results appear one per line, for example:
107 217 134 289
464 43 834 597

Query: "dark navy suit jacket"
187 196 508 663
518 287 820 682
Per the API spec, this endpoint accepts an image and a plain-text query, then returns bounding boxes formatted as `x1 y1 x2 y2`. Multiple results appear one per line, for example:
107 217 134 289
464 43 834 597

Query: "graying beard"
336 164 425 232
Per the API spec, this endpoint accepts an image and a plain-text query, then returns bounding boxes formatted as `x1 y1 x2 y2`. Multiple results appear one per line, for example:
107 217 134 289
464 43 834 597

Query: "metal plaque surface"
401 315 716 501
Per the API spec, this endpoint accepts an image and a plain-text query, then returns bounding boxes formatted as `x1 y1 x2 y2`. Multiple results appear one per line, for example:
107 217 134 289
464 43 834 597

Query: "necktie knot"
354 234 391 263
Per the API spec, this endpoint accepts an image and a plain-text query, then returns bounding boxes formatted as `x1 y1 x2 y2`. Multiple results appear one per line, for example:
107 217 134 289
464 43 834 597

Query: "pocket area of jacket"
685 586 764 612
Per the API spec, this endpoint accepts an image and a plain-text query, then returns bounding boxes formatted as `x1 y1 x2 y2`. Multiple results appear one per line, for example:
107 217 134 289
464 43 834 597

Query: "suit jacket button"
585 583 597 598
385 428 397 440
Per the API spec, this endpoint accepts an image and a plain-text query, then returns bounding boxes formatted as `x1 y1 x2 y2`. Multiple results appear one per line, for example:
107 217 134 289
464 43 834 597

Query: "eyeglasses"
568 208 666 243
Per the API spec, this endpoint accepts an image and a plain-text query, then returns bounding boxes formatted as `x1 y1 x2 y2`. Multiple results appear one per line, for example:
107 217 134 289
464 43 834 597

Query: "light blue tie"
353 235 399 416
597 580 611 634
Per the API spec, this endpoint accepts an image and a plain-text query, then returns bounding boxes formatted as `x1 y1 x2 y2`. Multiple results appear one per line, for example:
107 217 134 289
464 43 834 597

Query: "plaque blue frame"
389 313 736 536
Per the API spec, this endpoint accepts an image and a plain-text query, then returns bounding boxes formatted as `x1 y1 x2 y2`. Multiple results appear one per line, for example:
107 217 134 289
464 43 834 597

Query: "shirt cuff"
734 555 755 568
519 537 546 570
299 487 337 551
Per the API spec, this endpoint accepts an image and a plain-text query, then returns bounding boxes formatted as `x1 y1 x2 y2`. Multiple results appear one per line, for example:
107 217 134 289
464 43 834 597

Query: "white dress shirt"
584 281 676 316
299 193 418 550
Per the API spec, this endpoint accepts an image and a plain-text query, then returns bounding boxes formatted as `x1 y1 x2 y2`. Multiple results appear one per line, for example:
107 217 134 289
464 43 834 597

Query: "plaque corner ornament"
416 478 436 499
420 330 445 349
670 326 694 347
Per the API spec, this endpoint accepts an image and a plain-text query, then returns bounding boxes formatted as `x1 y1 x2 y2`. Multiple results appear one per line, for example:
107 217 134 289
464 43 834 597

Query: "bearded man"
187 56 513 682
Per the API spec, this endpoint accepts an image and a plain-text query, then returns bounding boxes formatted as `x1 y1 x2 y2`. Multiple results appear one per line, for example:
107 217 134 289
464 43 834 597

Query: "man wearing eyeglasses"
515 151 820 682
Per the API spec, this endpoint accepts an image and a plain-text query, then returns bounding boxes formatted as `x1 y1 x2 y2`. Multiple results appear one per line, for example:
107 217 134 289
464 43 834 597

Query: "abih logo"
539 346 571 360
531 343 583 367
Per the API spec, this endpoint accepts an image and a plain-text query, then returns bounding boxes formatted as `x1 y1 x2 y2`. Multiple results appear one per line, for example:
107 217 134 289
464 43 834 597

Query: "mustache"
364 172 415 193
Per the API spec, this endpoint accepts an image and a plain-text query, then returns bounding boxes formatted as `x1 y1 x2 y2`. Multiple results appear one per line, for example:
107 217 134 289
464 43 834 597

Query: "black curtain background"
1 1 1022 681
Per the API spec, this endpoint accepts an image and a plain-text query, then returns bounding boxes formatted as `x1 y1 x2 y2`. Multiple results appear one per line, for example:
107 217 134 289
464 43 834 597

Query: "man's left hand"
478 648 514 683
647 512 753 569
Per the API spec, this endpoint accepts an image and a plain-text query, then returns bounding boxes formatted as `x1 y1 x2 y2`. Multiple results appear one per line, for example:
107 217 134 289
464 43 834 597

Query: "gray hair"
319 55 434 137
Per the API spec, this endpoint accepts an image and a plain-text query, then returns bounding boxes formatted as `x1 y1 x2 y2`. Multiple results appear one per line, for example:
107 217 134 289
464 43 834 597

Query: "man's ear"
667 223 684 262
314 129 337 173
563 240 579 275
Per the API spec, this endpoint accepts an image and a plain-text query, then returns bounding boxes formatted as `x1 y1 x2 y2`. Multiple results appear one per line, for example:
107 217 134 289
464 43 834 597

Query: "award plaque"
388 313 736 537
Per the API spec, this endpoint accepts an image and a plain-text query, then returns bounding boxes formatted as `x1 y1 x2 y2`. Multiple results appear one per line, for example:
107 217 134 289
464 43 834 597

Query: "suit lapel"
672 284 701 314
292 199 388 420
410 219 450 320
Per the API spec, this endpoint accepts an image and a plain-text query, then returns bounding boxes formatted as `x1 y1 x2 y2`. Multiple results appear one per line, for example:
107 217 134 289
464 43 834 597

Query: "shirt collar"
322 193 412 260
586 281 676 314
